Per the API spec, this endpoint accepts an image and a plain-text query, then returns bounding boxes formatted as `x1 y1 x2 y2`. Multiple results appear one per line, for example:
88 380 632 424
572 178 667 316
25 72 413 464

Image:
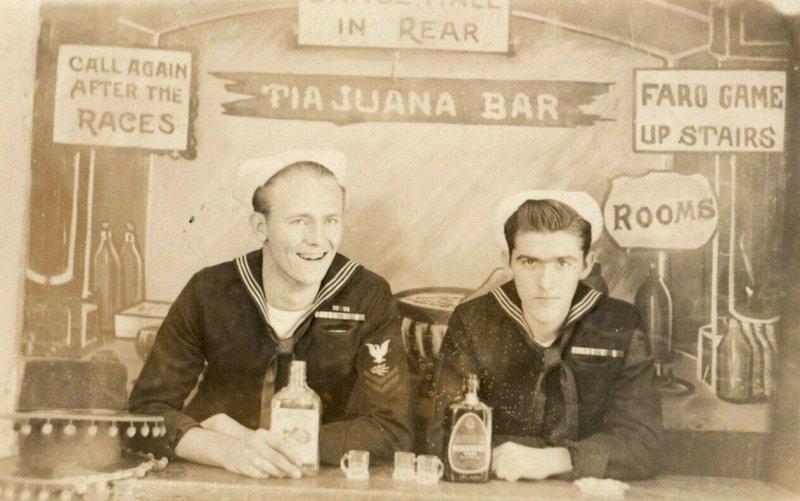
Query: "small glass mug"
415 454 444 485
392 451 417 481
340 450 370 480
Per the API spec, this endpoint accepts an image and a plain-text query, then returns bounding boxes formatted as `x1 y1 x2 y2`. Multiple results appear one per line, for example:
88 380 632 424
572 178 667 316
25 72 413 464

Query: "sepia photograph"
0 0 799 498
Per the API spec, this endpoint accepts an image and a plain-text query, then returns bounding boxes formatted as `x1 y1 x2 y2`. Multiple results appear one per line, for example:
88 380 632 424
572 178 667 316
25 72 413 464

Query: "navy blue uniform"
130 250 413 464
429 282 662 480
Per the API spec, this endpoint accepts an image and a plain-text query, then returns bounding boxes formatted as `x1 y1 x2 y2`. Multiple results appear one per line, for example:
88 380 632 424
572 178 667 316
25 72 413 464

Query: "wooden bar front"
113 464 797 500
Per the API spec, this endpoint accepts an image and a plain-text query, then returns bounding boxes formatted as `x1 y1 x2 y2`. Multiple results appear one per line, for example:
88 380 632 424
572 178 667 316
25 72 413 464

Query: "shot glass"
392 451 417 481
340 450 370 480
415 454 444 485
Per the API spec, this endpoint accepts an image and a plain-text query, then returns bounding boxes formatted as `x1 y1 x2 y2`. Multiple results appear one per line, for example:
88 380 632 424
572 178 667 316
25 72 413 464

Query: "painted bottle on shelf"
739 322 766 400
92 222 121 335
119 222 144 309
716 318 754 402
270 360 321 476
443 373 492 483
634 263 673 363
753 323 777 397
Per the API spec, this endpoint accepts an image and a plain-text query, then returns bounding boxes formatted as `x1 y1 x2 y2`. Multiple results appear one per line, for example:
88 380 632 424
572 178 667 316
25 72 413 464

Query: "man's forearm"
543 447 574 477
201 413 256 439
492 442 573 481
175 427 236 468
175 424 305 479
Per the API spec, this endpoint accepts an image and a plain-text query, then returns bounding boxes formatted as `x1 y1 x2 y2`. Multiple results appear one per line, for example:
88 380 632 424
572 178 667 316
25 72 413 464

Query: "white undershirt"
535 336 556 348
266 303 312 340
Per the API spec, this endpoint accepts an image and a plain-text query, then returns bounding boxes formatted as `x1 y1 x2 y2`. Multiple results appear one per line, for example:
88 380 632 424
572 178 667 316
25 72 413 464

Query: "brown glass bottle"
119 222 144 309
92 222 121 335
634 263 673 363
443 374 492 482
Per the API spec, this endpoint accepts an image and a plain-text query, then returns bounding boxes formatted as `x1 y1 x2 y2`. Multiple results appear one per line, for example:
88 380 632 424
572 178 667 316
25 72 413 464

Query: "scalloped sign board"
53 45 192 151
634 70 786 153
604 172 718 250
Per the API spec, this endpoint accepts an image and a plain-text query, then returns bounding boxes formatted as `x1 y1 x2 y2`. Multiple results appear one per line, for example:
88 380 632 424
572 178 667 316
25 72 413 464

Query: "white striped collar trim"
236 255 268 323
490 285 604 337
490 288 531 337
235 254 361 332
564 288 603 325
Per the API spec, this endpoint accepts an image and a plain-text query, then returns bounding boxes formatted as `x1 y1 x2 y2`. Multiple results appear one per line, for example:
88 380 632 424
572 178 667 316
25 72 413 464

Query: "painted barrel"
395 287 472 365
395 287 472 452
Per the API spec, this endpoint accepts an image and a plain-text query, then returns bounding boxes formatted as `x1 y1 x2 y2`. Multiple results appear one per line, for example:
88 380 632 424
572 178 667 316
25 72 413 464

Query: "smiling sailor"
428 190 663 481
129 150 413 478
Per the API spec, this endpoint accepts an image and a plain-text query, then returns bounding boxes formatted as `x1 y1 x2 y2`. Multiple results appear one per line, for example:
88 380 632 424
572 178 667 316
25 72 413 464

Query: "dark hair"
252 161 345 217
503 199 591 256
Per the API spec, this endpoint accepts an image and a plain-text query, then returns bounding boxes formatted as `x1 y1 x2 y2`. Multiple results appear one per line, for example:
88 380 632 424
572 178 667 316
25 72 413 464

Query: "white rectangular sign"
297 0 509 53
54 45 192 151
634 70 786 153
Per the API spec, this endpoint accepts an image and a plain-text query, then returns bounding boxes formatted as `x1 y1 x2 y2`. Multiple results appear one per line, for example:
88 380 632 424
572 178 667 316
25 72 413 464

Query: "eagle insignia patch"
363 339 399 392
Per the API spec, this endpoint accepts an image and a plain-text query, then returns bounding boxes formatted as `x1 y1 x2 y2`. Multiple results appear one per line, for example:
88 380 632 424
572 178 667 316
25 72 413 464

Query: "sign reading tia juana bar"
297 0 510 52
53 45 192 151
634 70 786 153
212 72 611 127
604 172 718 250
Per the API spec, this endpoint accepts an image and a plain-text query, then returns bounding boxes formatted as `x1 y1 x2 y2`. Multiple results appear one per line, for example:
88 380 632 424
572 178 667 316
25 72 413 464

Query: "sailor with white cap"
130 150 413 479
233 149 348 209
430 190 662 483
492 190 604 251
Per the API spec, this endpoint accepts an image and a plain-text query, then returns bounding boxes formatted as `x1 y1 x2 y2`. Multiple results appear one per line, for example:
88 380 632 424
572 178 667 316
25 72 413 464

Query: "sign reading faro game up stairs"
634 70 786 153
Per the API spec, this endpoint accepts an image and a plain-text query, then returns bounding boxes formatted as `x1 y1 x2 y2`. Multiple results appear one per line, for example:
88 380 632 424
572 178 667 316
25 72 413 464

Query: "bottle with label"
443 374 492 482
119 222 144 309
270 360 321 476
634 262 673 363
92 222 121 335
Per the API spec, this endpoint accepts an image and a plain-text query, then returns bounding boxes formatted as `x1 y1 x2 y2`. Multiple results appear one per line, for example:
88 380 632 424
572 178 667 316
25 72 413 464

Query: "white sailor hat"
234 149 347 208
494 190 604 250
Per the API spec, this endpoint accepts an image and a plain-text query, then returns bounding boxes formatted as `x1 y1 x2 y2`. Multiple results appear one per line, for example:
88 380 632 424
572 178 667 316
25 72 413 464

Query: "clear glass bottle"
716 318 754 402
119 222 144 309
92 222 121 335
740 322 765 400
270 360 321 476
443 374 492 483
634 263 673 363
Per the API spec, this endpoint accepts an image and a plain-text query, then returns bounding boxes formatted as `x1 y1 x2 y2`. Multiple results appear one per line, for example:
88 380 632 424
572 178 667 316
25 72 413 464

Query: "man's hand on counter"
201 413 256 439
174 416 304 479
491 442 573 482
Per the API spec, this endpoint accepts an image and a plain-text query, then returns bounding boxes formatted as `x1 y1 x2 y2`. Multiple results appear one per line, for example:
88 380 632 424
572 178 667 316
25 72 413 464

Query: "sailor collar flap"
234 250 362 337
490 281 604 344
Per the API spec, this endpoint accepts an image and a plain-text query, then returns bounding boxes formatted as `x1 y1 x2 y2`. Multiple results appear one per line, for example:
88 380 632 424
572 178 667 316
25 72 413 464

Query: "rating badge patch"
363 339 399 393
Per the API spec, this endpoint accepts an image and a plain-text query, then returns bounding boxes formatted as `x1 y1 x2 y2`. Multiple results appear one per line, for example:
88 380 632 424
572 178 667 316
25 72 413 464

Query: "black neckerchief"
235 249 361 428
491 281 603 442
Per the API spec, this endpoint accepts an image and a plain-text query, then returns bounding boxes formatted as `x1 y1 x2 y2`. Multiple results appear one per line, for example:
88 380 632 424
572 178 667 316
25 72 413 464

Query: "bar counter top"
112 463 797 500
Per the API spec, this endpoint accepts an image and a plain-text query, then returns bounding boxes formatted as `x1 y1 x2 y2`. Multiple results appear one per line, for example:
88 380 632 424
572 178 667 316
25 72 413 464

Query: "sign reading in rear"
297 0 510 53
634 70 786 153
